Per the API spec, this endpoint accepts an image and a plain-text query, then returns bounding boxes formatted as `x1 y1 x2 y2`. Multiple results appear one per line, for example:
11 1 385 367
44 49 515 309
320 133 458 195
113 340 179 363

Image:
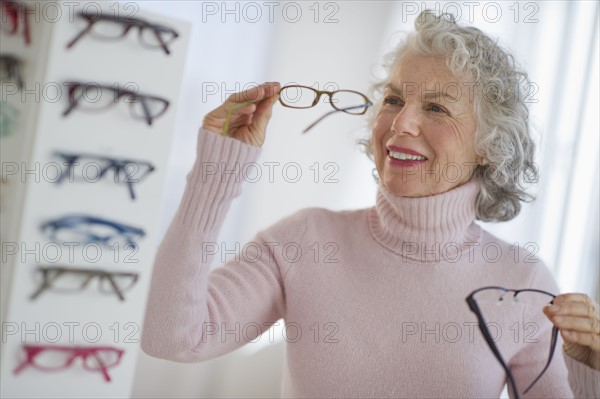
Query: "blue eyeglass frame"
40 214 145 249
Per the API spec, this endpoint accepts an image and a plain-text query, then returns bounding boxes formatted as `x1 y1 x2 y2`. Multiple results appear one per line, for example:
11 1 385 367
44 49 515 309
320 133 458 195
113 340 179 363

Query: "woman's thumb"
252 83 280 132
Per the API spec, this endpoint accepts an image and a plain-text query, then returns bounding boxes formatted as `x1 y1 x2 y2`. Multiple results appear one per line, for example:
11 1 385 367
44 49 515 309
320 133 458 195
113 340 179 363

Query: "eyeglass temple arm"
62 86 81 117
152 29 170 55
12 65 24 89
13 346 43 375
12 358 31 374
19 3 31 45
90 353 112 382
302 104 370 134
114 163 137 200
104 275 126 301
66 22 94 49
139 97 154 126
522 326 559 394
467 297 521 399
30 269 64 300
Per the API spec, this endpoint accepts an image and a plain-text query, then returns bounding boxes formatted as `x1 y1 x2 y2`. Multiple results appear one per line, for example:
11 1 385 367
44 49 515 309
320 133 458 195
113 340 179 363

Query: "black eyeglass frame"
0 54 24 89
53 151 155 201
62 81 170 126
67 10 179 55
466 286 558 399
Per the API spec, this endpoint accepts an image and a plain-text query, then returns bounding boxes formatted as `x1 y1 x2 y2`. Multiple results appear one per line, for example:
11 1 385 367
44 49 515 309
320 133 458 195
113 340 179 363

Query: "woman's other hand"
544 293 600 370
202 82 281 148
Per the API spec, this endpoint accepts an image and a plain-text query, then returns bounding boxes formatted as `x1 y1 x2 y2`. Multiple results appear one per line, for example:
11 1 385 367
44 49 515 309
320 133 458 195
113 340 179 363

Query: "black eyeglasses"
53 151 155 200
0 54 23 89
41 214 145 250
67 10 179 55
30 266 138 301
0 1 31 45
278 85 372 133
466 286 558 399
63 81 170 126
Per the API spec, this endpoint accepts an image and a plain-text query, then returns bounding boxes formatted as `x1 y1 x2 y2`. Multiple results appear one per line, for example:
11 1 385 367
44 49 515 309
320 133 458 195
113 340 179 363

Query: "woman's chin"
382 178 430 198
382 178 465 198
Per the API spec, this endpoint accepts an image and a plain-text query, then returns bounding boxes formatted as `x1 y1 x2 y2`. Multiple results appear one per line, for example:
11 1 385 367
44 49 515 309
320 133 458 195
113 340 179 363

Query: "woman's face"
372 50 481 197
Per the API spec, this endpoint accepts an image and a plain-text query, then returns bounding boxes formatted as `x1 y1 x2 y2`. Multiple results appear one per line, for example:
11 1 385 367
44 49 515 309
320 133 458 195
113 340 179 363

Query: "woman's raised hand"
202 82 281 148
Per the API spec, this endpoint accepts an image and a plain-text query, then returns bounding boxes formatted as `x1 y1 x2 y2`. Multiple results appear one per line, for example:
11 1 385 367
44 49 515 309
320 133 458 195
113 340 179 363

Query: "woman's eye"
430 104 446 113
383 96 402 106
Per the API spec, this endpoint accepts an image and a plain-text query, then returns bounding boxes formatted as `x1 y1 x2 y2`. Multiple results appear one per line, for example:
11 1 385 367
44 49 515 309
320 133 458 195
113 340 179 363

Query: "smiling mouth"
387 149 427 161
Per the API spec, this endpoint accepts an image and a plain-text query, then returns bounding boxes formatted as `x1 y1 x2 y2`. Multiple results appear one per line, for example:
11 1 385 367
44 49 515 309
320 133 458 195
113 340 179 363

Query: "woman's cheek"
372 111 392 139
371 117 388 162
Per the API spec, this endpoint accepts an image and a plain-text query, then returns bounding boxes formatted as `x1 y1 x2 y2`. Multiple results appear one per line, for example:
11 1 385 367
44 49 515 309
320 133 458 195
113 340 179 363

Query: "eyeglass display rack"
0 1 190 397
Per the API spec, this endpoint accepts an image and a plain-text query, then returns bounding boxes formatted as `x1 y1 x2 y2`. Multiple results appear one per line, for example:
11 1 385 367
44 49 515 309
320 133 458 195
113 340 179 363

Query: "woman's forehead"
387 52 472 104
390 52 460 85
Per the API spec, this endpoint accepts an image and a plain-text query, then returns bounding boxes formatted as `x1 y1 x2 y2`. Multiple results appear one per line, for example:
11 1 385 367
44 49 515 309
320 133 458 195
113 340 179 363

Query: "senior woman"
141 11 599 398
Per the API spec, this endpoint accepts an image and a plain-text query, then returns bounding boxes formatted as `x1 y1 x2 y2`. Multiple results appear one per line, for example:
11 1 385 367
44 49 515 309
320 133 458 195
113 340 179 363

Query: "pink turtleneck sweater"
141 128 600 398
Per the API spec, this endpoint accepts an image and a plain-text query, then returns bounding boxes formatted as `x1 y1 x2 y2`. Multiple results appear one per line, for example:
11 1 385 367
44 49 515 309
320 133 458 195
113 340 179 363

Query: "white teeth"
389 151 426 161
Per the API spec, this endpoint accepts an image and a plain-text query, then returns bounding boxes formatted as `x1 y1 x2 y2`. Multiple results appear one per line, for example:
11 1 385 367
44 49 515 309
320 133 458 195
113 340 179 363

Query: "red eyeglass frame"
0 1 31 45
13 344 125 382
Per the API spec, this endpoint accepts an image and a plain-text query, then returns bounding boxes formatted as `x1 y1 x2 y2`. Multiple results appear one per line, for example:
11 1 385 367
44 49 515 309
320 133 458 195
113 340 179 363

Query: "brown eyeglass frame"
30 266 139 301
278 84 372 133
220 84 373 136
278 85 371 113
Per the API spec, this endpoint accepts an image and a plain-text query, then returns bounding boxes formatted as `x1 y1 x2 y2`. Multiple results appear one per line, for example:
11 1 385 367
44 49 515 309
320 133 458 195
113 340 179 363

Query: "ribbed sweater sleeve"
140 128 280 362
564 352 600 398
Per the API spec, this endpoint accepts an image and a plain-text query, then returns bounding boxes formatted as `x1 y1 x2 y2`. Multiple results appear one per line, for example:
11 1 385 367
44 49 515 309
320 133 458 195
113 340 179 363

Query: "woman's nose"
391 105 421 137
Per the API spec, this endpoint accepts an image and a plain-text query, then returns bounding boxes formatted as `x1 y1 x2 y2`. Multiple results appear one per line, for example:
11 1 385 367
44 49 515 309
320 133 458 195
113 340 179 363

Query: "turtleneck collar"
368 179 482 263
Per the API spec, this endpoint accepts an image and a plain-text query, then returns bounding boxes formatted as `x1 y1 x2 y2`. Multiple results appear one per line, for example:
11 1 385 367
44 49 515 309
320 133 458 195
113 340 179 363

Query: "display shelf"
0 2 190 397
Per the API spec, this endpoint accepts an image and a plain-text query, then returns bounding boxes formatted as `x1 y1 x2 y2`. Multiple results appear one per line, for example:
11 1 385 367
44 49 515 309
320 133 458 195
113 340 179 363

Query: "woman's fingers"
550 314 600 334
546 297 599 317
543 293 600 355
202 82 280 146
545 294 599 328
